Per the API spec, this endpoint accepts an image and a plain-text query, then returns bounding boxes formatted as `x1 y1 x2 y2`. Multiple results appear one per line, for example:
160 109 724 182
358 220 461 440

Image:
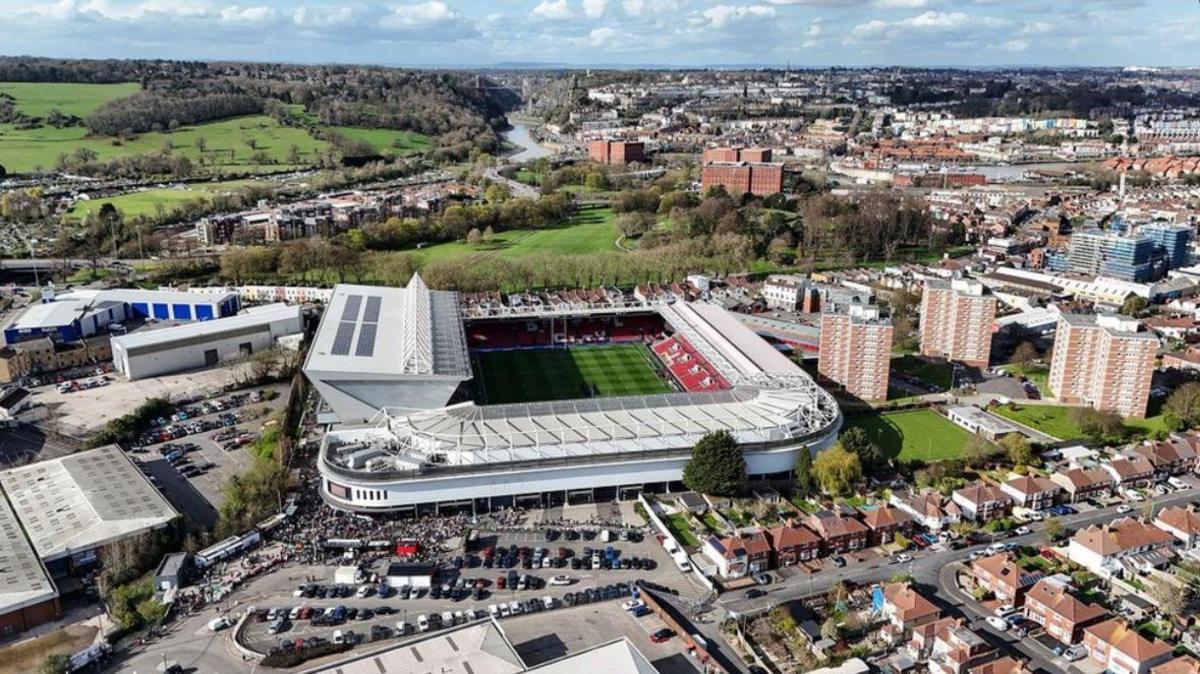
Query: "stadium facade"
306 277 842 514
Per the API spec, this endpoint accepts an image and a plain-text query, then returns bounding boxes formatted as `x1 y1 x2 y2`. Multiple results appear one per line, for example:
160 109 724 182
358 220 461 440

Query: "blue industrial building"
3 288 239 345
1143 223 1194 271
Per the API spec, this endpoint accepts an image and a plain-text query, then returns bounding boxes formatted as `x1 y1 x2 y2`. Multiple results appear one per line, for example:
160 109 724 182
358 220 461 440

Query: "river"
501 121 553 162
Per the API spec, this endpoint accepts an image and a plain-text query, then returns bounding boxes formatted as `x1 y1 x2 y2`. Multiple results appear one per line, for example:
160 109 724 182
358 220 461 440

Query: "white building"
761 274 809 311
111 304 304 380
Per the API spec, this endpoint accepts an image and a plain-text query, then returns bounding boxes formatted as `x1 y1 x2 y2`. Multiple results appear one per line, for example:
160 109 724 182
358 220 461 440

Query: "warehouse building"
0 445 179 573
3 287 239 345
0 490 59 638
111 304 304 380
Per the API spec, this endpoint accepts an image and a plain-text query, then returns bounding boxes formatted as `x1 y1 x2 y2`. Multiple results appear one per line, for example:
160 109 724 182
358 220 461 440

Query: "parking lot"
129 383 289 528
236 524 703 658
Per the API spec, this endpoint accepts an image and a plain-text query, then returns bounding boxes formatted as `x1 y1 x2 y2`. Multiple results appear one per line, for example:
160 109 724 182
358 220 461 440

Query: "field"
0 82 428 175
64 180 271 220
843 409 973 462
414 206 619 263
474 343 671 404
0 82 141 117
990 404 1170 441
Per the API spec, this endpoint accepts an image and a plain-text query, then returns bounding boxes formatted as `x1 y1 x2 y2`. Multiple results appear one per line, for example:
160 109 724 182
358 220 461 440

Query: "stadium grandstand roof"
305 276 471 380
0 445 178 562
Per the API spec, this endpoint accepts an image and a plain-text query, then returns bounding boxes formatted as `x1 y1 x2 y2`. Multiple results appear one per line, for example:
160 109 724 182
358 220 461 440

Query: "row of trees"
85 91 263 136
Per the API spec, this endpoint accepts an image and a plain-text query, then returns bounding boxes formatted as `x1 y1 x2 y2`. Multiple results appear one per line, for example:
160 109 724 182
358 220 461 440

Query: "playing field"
475 344 671 404
414 206 618 263
843 409 972 462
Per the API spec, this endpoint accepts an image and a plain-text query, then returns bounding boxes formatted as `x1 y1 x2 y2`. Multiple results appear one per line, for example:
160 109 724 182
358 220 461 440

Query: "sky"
0 0 1197 68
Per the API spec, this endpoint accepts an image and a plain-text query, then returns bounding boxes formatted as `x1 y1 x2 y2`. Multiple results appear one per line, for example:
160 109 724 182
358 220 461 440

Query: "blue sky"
0 0 1196 67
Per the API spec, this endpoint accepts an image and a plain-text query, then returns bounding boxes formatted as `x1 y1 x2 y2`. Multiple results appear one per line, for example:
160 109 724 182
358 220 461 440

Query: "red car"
496 576 506 590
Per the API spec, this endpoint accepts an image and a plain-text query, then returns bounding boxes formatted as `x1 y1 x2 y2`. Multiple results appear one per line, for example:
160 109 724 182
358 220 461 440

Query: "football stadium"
305 277 842 514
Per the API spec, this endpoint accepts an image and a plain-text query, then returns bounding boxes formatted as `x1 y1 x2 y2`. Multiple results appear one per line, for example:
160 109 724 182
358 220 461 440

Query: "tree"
1148 577 1191 619
1010 341 1039 365
1121 295 1148 317
682 430 747 496
287 144 301 164
466 227 482 246
1164 382 1200 431
795 447 817 498
1070 407 1126 443
1043 516 1064 542
839 426 885 471
584 172 609 192
964 433 1000 467
40 654 70 674
812 444 862 496
194 136 207 152
1001 433 1036 467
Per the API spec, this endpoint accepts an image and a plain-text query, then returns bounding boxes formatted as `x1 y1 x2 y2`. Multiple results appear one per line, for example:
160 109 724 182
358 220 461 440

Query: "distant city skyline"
0 0 1196 68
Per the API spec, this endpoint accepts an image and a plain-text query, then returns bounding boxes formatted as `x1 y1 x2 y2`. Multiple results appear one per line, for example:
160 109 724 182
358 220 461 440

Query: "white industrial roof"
304 620 525 674
112 304 301 353
305 276 471 379
525 639 657 674
0 445 178 562
0 490 57 616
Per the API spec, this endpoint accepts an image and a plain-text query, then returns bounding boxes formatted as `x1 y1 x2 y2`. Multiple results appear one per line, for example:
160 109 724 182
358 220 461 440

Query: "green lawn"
326 125 429 156
991 404 1171 441
0 81 141 117
665 514 699 547
844 409 973 462
65 188 213 220
414 206 618 263
0 114 324 174
474 343 671 404
891 355 953 390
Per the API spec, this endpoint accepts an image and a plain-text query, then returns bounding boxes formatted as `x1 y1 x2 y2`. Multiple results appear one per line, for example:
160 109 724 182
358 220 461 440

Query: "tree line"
85 91 263 136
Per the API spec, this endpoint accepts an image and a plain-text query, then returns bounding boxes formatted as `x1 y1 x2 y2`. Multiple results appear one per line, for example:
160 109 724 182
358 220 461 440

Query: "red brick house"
806 509 870 554
970 553 1043 605
1023 579 1108 645
861 505 915 545
1083 619 1174 674
702 529 771 579
765 521 821 566
1050 467 1114 503
999 476 1061 511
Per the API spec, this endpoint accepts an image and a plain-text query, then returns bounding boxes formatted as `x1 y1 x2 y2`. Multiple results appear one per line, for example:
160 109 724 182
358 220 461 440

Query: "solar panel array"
331 321 356 356
341 294 363 322
355 323 378 357
363 295 382 323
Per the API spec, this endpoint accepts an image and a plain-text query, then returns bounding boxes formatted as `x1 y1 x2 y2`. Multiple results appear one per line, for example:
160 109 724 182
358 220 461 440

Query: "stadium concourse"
303 277 842 515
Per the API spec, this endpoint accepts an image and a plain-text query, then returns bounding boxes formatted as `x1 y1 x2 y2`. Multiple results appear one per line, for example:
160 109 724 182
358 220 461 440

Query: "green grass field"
990 404 1170 441
0 82 429 175
414 206 618 263
0 82 141 117
475 343 671 404
844 409 973 462
63 179 271 220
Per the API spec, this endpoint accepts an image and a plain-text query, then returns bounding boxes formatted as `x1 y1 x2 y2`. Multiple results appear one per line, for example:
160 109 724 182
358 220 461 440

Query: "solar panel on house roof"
341 294 363 322
355 323 378 357
331 321 356 356
362 296 382 323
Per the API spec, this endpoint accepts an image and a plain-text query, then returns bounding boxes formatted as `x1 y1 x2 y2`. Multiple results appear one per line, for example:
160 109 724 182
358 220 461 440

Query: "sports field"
475 343 671 404
843 409 972 462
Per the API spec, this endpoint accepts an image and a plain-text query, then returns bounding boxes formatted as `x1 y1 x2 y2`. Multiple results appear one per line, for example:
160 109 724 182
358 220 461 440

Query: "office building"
1048 314 1158 418
587 140 645 165
819 303 893 401
1067 230 1160 282
918 279 997 368
701 162 784 197
1143 223 1194 270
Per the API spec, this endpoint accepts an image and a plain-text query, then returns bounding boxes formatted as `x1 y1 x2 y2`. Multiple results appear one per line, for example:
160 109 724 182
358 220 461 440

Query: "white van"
488 604 499 618
207 616 234 632
394 621 411 636
417 614 430 632
542 596 555 610
333 630 346 644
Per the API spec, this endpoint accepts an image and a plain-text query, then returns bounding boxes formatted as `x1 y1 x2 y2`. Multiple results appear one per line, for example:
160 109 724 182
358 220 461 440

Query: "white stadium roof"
0 445 178 562
305 275 471 380
322 297 840 476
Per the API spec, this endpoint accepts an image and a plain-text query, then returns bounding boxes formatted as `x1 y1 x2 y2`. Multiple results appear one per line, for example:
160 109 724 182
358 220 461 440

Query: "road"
483 167 541 199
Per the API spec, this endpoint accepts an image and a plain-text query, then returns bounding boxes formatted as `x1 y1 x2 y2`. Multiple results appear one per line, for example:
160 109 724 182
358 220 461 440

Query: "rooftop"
305 276 472 380
0 488 57 616
113 304 301 356
0 445 179 562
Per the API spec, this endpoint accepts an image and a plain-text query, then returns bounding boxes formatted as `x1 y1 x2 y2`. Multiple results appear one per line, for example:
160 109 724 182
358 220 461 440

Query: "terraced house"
952 483 1012 522
1067 518 1175 579
806 509 870 554
999 476 1062 511
970 553 1044 605
765 521 822 566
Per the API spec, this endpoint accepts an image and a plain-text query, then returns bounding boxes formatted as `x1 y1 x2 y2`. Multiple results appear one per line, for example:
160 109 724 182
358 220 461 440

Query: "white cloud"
850 19 888 39
219 5 274 22
1003 38 1028 51
872 0 930 8
622 0 644 15
382 0 458 25
532 0 570 19
582 0 607 18
807 18 823 37
701 4 775 28
588 25 617 44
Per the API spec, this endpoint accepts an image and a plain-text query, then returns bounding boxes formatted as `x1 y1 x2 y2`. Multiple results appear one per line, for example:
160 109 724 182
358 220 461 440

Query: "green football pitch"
475 344 672 404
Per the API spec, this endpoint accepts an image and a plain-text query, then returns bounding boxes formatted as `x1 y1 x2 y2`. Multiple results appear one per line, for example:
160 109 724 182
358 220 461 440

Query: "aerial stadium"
304 276 842 514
